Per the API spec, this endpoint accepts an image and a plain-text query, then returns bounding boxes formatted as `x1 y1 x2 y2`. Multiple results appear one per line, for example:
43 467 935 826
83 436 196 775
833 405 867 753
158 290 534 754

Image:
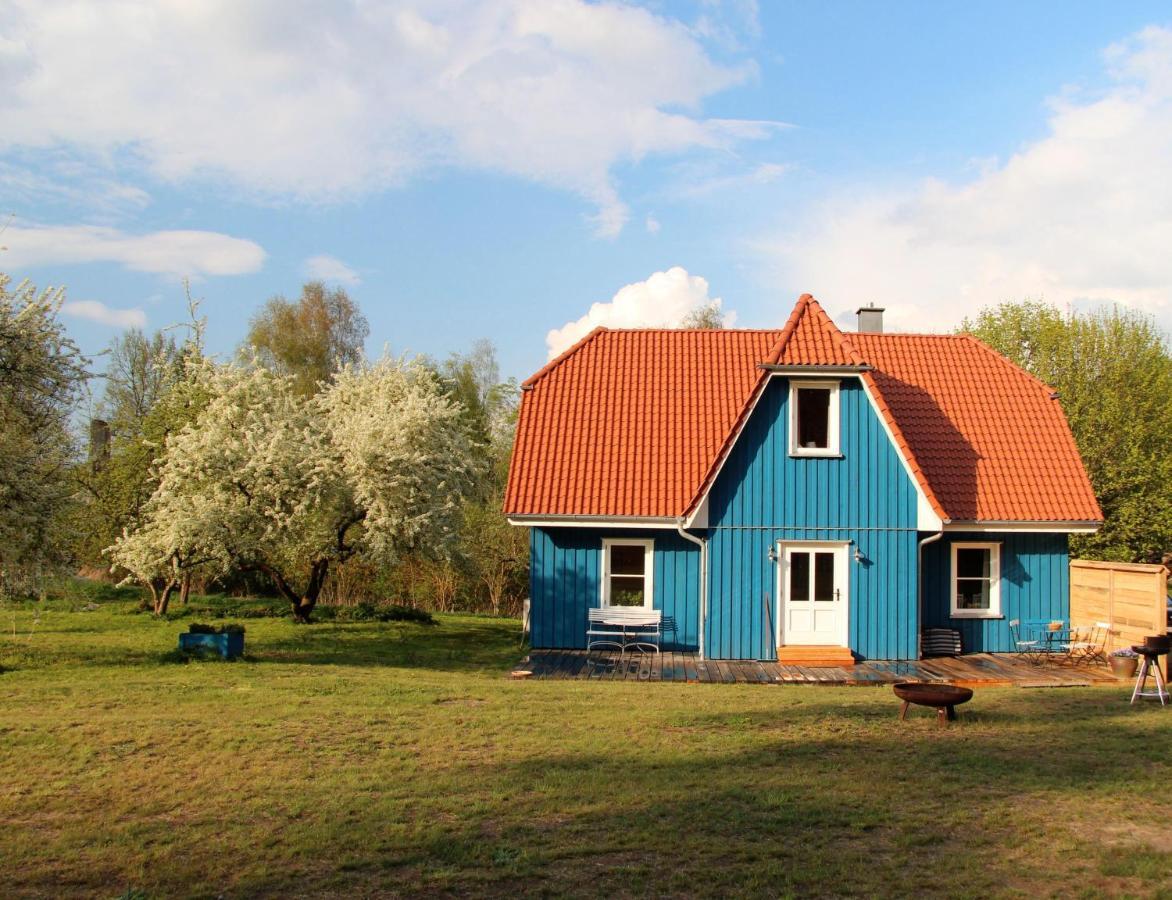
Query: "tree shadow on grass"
251 621 520 672
221 697 1172 898
3 618 523 675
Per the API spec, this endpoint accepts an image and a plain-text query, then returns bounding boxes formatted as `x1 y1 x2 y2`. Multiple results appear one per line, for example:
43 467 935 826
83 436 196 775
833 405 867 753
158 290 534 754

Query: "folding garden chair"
1067 622 1110 666
1008 619 1044 665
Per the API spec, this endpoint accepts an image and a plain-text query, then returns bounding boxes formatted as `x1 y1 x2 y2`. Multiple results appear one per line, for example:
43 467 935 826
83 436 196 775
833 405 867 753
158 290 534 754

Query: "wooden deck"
513 650 1122 688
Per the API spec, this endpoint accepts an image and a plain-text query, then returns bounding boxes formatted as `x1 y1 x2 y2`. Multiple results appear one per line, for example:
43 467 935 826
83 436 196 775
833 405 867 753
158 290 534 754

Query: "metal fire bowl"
892 682 974 707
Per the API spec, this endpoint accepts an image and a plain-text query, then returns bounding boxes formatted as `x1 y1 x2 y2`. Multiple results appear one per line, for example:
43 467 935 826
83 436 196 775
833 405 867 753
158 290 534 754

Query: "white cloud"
304 254 361 286
645 215 661 235
546 266 736 358
2 0 771 236
1 224 266 277
756 25 1172 333
62 299 146 328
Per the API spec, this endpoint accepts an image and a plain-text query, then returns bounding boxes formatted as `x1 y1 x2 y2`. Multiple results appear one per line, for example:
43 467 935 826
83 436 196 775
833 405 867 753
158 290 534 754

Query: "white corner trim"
685 494 709 530
600 537 655 609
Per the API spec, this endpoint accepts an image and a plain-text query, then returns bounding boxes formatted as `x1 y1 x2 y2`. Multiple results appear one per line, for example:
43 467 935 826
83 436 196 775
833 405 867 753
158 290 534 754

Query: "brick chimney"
856 304 885 333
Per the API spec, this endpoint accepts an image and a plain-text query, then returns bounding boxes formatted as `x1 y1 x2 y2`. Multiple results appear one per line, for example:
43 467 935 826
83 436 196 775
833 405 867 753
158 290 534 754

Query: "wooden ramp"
513 651 1121 687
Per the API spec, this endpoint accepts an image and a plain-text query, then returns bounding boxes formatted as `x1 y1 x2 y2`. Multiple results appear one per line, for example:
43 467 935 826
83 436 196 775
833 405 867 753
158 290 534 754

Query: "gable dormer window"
789 380 841 457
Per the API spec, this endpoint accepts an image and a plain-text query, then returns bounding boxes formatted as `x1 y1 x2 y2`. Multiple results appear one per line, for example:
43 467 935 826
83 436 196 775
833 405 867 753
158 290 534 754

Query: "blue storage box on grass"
179 628 244 659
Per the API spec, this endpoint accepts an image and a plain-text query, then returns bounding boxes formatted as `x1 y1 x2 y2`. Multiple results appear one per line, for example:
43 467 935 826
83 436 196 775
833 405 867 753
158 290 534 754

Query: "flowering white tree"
110 356 474 620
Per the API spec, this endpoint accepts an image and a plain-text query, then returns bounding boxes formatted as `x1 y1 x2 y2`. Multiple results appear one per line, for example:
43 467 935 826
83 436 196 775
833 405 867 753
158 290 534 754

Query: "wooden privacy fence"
1070 559 1168 654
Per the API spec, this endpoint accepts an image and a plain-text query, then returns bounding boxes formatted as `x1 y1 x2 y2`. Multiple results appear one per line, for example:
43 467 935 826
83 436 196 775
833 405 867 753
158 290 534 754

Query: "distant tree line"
3 275 526 619
3 272 1168 615
963 301 1172 563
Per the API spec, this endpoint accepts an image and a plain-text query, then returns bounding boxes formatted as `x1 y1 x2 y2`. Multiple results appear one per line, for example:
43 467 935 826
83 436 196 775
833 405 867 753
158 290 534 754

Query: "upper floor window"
788 380 841 457
950 542 1002 618
600 538 654 608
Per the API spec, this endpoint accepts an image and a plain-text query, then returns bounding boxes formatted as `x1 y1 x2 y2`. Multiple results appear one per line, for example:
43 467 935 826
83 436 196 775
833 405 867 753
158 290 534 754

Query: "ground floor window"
950 542 1001 618
601 538 654 608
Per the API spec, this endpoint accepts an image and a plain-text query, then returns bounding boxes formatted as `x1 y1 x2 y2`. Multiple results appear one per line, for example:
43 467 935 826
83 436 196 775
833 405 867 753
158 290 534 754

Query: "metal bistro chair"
1009 619 1045 665
1067 621 1110 667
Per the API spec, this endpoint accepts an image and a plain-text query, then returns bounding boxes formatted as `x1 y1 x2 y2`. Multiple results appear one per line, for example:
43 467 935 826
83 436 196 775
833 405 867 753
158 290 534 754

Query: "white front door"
778 543 849 647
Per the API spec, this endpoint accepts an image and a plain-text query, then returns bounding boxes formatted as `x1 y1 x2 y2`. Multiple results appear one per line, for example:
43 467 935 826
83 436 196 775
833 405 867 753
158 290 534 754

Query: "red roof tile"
504 297 1102 525
765 294 866 367
852 332 1102 523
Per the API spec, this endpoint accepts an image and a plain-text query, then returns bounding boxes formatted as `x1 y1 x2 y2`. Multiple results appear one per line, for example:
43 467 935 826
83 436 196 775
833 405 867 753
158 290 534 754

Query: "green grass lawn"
2 596 1170 899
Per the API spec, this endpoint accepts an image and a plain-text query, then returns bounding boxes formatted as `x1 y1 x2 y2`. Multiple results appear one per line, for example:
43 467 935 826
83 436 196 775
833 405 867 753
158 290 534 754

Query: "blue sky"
4 1 1172 385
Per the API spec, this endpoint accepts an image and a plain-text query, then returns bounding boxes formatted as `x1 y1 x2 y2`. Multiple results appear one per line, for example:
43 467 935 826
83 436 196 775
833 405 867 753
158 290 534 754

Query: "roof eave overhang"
943 520 1102 534
505 514 680 529
758 364 873 376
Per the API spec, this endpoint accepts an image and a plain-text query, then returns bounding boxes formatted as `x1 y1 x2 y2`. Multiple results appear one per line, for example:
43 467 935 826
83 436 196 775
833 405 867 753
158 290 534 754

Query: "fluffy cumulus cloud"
304 254 361 286
0 224 266 277
758 26 1172 332
61 299 146 328
1 0 770 236
546 266 736 358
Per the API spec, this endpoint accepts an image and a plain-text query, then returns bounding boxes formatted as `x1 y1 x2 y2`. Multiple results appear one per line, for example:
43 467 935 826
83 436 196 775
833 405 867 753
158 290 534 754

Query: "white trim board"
950 541 1002 619
787 379 841 457
943 521 1100 534
600 537 655 609
507 515 678 529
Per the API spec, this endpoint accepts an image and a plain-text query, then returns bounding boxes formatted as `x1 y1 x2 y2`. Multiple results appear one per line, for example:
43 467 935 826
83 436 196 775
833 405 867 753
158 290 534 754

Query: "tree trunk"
154 578 177 616
179 573 192 606
258 560 329 623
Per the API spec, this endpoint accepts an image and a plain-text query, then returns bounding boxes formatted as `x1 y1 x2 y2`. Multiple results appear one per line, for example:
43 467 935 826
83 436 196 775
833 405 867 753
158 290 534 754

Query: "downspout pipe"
916 528 946 660
675 517 708 661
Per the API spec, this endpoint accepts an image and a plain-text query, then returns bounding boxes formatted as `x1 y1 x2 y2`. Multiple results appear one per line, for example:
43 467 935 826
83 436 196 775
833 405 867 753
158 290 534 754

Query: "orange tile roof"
507 327 782 518
852 332 1102 523
504 296 1102 525
765 293 866 367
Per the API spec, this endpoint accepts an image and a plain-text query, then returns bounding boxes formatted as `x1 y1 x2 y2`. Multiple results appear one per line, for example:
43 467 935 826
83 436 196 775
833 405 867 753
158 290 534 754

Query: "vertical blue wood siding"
705 376 921 660
529 528 701 651
921 532 1070 652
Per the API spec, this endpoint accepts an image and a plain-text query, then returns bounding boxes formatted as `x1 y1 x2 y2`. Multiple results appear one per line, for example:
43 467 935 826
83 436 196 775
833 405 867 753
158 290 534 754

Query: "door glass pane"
797 388 830 448
789 552 810 603
609 576 645 606
956 548 989 579
814 552 835 602
610 544 646 576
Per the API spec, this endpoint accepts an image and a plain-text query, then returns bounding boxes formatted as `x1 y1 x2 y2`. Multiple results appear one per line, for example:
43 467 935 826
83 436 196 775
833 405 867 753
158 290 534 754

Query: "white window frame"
600 538 655 609
950 541 1002 619
788 379 841 457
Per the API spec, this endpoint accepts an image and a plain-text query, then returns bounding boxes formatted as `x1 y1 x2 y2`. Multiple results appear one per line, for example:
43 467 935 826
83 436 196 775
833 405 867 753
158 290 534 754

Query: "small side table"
1130 645 1170 706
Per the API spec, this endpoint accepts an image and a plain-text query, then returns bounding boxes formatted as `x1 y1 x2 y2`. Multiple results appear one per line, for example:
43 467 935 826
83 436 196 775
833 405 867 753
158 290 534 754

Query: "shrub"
330 602 435 625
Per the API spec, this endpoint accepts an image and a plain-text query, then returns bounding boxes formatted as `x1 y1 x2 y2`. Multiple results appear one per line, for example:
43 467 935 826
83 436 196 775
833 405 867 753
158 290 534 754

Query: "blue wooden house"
504 295 1102 663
